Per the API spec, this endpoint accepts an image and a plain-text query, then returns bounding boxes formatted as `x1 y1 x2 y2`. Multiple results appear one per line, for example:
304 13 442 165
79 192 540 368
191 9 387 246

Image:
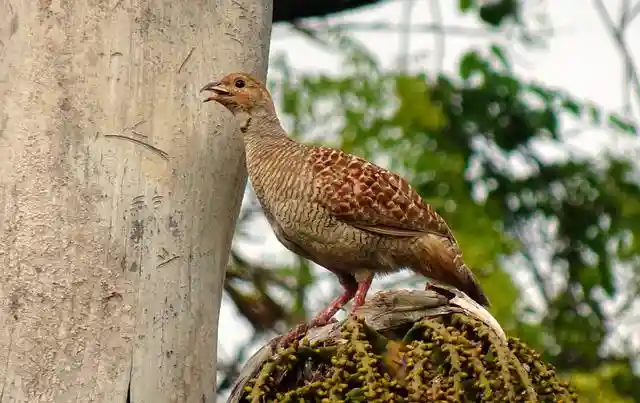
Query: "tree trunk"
0 0 272 401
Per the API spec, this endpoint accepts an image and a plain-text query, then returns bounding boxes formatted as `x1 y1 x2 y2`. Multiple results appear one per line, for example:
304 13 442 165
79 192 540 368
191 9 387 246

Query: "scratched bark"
0 0 272 402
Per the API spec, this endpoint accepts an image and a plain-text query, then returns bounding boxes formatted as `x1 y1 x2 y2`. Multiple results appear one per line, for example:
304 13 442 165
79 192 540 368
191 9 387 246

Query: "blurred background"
217 1 640 401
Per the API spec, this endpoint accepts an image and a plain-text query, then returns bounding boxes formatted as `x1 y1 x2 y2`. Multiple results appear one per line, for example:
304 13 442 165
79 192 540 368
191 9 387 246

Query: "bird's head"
200 72 275 116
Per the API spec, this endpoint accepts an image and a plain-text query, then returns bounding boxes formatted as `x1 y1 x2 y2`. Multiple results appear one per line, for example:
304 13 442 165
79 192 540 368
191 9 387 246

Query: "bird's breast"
245 140 310 212
243 139 388 271
266 199 385 272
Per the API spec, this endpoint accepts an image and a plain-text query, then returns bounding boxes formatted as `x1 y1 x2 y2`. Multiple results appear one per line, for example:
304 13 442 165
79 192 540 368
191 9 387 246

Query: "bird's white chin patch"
234 111 251 132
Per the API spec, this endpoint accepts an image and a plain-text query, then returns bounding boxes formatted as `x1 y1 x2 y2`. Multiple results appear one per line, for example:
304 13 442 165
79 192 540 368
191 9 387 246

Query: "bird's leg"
309 274 358 327
277 273 357 347
350 271 374 314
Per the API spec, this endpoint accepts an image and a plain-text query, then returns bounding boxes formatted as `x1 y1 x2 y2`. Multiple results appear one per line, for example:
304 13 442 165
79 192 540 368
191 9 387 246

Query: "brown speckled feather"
311 146 455 240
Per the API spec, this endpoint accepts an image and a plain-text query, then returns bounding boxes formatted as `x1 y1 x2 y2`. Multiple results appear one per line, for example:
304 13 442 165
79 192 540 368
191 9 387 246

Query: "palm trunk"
0 0 272 401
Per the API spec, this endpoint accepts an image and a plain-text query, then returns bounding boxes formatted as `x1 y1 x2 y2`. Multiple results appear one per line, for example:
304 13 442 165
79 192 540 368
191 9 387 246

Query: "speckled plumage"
201 73 490 340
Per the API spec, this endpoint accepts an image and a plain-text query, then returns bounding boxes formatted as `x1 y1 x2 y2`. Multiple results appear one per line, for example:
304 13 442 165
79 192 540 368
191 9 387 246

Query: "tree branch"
429 0 446 72
593 0 640 117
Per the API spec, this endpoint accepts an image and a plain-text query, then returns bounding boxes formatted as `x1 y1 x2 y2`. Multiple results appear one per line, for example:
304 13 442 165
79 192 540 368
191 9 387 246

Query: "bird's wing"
310 146 456 240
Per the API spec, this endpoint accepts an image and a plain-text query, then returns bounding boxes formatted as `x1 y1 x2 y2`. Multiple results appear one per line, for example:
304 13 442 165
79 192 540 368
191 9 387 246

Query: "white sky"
217 0 640 388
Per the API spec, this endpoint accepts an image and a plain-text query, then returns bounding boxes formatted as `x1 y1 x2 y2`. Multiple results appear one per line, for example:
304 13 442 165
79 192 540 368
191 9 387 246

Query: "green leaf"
561 97 582 117
542 107 559 137
458 51 485 80
489 44 510 70
526 84 554 103
459 0 474 12
607 114 637 135
393 76 447 131
479 0 517 27
587 104 602 125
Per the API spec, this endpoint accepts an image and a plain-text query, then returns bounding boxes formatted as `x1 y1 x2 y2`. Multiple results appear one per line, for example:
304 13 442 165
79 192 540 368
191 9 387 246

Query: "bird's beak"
200 81 230 103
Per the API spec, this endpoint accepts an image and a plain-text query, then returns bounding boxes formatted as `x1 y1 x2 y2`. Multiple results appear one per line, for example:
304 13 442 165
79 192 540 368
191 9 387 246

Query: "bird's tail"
413 234 490 307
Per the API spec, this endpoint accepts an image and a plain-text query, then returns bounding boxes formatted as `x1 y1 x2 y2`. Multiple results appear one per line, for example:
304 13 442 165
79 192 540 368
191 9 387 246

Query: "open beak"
200 81 230 103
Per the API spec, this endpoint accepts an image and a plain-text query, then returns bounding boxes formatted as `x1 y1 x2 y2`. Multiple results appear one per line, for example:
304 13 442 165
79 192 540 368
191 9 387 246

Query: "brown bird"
201 72 490 343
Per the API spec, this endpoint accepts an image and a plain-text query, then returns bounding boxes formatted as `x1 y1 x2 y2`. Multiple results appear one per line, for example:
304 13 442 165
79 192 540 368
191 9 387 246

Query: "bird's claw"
275 317 340 349
276 322 310 348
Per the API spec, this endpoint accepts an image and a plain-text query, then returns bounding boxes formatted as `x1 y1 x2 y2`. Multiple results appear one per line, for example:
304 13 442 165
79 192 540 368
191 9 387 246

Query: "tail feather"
414 234 490 307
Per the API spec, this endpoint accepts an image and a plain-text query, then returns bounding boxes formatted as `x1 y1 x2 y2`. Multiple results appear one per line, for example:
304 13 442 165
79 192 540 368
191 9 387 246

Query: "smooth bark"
0 0 272 401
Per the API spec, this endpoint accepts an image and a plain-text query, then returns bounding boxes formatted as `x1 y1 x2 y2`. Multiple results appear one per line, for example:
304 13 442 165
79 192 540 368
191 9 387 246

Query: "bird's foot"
348 272 373 319
275 317 337 349
275 322 310 349
347 305 366 321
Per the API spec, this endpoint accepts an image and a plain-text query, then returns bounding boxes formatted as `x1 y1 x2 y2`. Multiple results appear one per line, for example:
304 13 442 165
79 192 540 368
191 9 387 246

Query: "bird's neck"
238 109 301 208
240 110 293 146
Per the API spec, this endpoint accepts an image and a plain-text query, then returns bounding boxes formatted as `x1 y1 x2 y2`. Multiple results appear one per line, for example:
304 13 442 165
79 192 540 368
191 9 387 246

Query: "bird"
201 72 490 344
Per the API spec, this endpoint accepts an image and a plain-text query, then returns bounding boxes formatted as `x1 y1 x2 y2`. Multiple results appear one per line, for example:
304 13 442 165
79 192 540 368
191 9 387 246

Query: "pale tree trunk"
0 0 272 401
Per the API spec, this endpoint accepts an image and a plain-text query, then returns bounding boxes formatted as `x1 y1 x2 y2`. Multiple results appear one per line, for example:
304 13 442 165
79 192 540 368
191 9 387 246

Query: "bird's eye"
235 79 245 88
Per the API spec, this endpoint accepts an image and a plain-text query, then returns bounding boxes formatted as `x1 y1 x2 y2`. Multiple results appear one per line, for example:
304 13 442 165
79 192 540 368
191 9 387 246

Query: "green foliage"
479 0 520 27
569 362 639 403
